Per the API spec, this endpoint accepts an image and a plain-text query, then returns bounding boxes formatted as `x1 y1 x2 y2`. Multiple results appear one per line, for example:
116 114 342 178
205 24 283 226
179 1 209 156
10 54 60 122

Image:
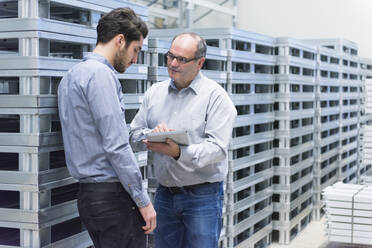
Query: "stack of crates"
149 27 275 248
0 0 148 247
360 59 372 180
323 182 372 246
337 41 361 184
360 58 372 80
145 38 171 204
311 45 342 221
146 29 370 248
147 38 171 84
307 39 361 185
221 29 275 248
272 38 317 244
361 170 372 186
1 4 371 245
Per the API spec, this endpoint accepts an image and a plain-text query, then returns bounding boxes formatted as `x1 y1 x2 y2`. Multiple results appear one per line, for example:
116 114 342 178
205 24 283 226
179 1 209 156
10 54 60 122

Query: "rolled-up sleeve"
86 69 150 208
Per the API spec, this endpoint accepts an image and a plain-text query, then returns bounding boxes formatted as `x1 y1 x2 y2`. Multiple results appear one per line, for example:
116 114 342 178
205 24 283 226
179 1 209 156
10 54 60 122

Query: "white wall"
188 1 235 29
236 0 372 58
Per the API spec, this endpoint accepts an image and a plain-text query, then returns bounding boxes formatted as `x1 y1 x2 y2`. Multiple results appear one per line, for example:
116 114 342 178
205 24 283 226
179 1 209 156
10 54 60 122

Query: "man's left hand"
143 138 180 159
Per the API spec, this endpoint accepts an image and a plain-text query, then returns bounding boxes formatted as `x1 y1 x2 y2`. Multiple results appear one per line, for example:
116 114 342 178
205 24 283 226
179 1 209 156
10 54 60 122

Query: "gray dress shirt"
130 72 237 187
58 52 150 208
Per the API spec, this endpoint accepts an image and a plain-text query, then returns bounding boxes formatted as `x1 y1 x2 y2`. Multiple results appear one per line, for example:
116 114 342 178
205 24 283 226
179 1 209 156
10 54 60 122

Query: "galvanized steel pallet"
0 5 369 246
323 182 372 246
0 0 149 247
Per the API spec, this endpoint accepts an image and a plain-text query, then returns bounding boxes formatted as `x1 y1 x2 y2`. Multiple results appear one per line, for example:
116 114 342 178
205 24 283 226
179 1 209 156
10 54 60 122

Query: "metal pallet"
0 0 149 247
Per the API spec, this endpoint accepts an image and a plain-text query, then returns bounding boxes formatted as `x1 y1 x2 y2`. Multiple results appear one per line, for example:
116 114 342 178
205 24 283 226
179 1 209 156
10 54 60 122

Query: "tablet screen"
146 130 190 145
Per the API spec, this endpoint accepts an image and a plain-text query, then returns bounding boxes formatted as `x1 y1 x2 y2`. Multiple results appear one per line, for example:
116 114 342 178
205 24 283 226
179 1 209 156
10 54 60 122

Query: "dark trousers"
77 182 146 248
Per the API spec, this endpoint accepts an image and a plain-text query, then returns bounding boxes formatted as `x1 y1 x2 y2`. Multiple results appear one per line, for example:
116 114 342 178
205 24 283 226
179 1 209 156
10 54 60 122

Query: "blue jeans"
154 182 223 248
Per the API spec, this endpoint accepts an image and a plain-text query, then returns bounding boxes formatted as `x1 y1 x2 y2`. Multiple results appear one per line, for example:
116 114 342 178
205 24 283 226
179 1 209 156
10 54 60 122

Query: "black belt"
160 182 216 194
79 182 124 193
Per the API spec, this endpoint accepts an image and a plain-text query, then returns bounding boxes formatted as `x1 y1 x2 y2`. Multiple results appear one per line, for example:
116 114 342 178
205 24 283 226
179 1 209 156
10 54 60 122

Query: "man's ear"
115 34 126 47
198 57 206 69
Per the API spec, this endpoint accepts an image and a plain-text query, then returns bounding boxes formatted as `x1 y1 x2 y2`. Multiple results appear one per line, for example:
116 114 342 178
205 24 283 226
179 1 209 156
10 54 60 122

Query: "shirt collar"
168 72 203 95
83 52 115 72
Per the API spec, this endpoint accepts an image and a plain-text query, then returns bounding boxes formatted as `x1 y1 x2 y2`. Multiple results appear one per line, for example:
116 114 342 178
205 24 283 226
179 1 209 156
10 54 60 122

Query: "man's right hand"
152 123 174 133
139 202 156 234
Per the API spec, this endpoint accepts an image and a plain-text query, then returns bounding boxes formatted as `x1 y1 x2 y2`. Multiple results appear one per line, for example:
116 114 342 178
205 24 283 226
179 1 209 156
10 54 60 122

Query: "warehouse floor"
269 217 372 248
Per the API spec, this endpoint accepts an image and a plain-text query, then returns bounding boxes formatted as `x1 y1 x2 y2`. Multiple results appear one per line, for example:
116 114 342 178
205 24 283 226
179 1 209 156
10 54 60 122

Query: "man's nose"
132 56 138 64
170 57 179 66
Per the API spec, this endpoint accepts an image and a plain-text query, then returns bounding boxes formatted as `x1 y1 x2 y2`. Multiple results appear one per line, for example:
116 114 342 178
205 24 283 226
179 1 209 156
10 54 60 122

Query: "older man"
130 32 237 248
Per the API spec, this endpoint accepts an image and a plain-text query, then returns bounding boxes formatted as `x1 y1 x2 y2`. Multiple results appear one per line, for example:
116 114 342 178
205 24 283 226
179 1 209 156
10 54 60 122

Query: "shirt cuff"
133 190 151 208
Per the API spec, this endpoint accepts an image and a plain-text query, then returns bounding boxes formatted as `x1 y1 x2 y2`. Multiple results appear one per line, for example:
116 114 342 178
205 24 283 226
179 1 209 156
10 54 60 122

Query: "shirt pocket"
180 113 206 143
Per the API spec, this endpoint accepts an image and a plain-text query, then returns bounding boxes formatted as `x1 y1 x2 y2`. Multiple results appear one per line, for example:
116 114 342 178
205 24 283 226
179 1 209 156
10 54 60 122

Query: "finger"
155 123 164 131
166 138 176 146
142 219 150 231
166 139 180 157
159 124 167 132
146 143 161 152
145 142 156 150
152 216 157 230
144 225 152 234
144 140 157 146
160 123 171 132
146 217 156 234
164 124 171 132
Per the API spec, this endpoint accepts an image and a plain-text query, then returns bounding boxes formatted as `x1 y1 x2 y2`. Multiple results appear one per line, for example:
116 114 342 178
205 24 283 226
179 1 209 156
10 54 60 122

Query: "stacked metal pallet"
149 27 275 248
145 38 170 205
308 39 361 185
221 29 275 248
272 38 317 244
1 4 371 245
361 57 372 175
337 41 361 184
311 45 342 221
361 170 372 185
0 0 148 247
323 182 372 245
360 58 372 80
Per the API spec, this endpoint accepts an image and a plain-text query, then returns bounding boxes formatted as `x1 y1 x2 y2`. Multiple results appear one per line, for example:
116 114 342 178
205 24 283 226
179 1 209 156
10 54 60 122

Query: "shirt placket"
170 89 184 129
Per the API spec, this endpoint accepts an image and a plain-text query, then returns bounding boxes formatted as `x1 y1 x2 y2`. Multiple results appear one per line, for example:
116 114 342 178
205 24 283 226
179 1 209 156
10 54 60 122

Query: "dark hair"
96 8 148 46
172 32 207 58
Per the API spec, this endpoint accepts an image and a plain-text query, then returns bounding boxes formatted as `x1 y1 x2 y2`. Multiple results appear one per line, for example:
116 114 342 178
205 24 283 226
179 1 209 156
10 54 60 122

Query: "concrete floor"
269 217 328 248
269 217 372 248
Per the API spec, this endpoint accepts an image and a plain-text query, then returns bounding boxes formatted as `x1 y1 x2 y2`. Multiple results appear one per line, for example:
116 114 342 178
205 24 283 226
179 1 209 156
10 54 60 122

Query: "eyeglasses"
166 51 199 64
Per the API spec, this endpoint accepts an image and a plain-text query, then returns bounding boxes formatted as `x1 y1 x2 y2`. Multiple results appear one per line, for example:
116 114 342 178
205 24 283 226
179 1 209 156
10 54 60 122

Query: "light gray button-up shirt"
130 72 237 187
58 52 150 208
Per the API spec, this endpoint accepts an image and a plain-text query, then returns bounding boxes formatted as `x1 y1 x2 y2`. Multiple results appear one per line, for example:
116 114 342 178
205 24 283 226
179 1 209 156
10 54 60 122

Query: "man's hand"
143 123 180 158
138 202 156 234
152 123 174 133
144 138 180 158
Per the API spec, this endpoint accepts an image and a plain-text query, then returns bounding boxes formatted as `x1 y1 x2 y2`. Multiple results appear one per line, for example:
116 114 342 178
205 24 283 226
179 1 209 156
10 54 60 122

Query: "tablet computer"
146 130 190 145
